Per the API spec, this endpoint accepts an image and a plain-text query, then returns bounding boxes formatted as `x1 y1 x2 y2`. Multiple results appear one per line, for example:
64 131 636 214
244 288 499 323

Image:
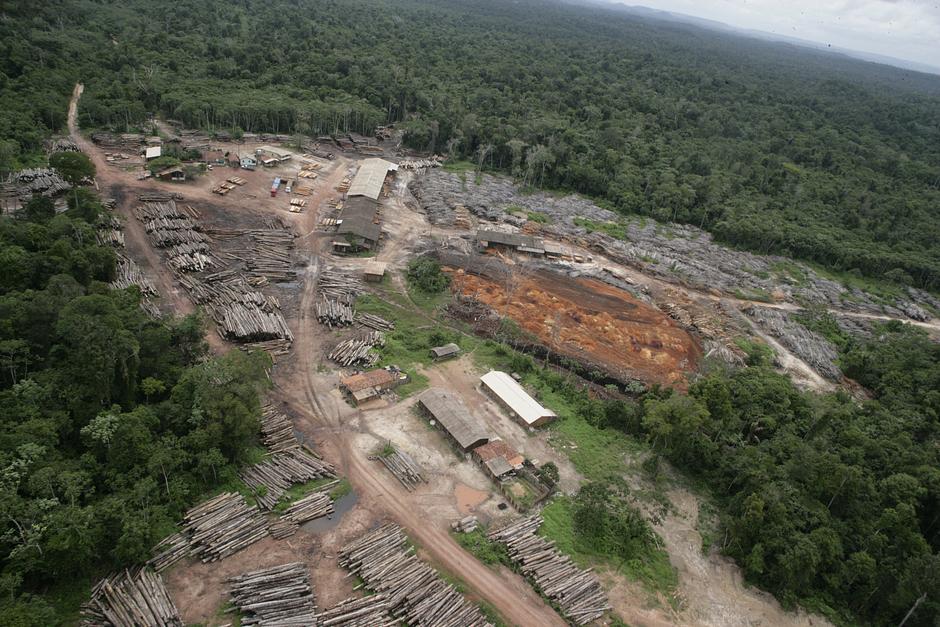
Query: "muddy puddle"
302 490 358 533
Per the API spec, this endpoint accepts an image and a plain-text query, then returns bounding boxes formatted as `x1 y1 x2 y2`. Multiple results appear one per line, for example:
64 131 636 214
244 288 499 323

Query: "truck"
271 177 281 197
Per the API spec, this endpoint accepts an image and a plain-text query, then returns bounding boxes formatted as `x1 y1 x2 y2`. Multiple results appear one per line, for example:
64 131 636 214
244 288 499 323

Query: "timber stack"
355 312 395 331
487 515 611 625
376 447 426 491
282 490 334 524
81 568 182 627
95 215 125 247
312 595 395 627
179 273 293 342
269 518 299 540
148 531 191 573
328 331 384 367
6 168 71 199
338 523 492 627
260 404 299 453
317 269 361 302
239 449 336 509
111 254 158 296
184 492 270 562
135 199 214 272
316 297 354 326
227 562 318 626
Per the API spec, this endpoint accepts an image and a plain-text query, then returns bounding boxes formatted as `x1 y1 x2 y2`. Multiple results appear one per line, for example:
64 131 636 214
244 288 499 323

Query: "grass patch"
442 159 477 174
527 211 550 224
330 477 353 499
452 529 510 566
273 477 337 513
733 287 773 303
540 497 678 599
574 217 630 240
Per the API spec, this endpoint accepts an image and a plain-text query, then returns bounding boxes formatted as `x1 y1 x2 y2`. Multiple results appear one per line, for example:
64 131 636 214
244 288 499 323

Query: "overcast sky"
617 1 940 69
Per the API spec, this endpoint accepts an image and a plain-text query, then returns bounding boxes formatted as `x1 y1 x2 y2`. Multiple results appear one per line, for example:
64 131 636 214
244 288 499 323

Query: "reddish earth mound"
453 270 701 387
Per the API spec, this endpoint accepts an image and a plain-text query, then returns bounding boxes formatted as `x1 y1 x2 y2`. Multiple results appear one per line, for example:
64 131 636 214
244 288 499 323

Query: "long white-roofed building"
480 371 556 427
347 158 397 201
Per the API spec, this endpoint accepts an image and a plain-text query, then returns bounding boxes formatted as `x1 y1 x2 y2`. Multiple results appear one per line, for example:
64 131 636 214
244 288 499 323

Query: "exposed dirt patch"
455 483 489 515
453 269 702 387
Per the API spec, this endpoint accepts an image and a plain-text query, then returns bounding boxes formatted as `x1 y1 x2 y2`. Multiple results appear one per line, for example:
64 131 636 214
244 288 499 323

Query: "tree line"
0 155 271 624
2 0 939 288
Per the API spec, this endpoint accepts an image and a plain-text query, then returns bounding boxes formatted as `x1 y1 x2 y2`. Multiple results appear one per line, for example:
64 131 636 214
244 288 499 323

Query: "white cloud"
615 0 940 68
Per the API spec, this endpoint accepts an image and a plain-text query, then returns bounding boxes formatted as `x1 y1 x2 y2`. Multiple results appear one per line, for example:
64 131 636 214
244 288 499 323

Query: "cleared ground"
453 268 702 388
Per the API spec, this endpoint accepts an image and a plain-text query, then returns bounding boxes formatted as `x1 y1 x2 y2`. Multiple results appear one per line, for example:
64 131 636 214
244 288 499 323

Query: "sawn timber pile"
81 568 182 627
488 515 610 625
228 562 318 626
339 522 492 627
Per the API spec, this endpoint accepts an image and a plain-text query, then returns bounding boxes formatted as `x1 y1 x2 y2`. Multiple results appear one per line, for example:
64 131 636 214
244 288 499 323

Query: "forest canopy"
1 0 939 289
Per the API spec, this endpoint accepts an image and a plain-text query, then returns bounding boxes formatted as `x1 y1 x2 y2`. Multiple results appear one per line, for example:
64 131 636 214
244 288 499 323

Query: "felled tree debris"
227 562 317 626
488 515 610 625
81 568 182 627
744 306 842 380
339 523 491 627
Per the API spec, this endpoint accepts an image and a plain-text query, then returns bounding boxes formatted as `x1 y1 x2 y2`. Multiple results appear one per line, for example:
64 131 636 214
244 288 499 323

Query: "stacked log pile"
184 492 270 562
239 449 336 510
260 404 299 453
81 568 182 627
375 447 425 491
227 562 317 626
179 273 293 342
242 338 292 359
269 518 300 540
282 491 334 524
487 516 610 625
355 312 394 331
244 229 296 281
398 157 443 170
328 331 384 367
317 269 361 302
135 200 214 272
48 137 80 153
148 531 191 573
111 254 158 296
338 523 491 627
312 595 395 627
317 297 354 326
7 168 71 199
96 215 125 247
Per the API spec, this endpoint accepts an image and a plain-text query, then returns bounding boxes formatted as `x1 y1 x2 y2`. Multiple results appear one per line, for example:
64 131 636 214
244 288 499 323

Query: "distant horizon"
613 1 940 76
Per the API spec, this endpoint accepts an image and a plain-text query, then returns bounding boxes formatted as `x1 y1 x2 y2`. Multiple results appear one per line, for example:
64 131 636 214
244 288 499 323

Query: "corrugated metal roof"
347 158 397 200
145 146 162 159
419 388 490 450
477 229 543 250
337 197 381 243
430 343 461 358
480 371 556 426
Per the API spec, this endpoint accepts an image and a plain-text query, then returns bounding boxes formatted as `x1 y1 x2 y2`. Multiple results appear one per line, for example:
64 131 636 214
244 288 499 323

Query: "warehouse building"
480 371 556 427
336 197 382 251
418 388 490 452
477 229 545 255
347 158 397 201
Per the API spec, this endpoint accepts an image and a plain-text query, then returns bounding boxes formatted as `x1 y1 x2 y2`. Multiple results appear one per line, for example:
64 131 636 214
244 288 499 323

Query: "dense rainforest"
1 1 939 625
0 157 271 623
2 0 940 289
